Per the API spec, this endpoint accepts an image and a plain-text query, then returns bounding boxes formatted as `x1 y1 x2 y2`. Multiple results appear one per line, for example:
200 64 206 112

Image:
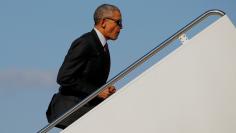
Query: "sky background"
0 0 235 133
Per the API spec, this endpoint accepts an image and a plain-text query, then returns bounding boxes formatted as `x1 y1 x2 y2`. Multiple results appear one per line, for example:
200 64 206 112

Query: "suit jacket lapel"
90 29 111 76
90 29 105 54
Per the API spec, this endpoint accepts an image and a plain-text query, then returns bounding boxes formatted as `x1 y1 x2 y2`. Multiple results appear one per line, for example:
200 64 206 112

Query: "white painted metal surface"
62 16 236 133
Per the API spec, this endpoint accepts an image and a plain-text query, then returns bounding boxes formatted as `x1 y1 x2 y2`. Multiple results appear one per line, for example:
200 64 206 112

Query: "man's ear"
101 19 106 28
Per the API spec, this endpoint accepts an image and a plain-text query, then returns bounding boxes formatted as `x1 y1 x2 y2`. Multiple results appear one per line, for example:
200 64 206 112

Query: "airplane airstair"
38 10 236 133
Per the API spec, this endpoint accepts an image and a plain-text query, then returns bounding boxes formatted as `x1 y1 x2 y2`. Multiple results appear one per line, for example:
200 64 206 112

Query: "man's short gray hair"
94 4 120 25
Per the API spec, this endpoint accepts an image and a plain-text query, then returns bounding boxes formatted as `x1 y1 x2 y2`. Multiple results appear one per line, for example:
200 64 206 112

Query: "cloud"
0 69 58 90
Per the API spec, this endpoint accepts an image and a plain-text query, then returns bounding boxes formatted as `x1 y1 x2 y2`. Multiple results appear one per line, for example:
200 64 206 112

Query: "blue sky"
0 1 235 132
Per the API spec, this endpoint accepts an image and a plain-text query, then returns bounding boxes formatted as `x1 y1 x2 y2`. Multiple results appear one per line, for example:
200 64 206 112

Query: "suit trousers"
46 92 97 129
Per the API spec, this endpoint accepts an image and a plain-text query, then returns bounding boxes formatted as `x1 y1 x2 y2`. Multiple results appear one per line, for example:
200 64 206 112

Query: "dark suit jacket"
58 29 111 96
46 29 111 129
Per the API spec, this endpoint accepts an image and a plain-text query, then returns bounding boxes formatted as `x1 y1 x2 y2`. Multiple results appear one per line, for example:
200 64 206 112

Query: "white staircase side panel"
62 15 236 133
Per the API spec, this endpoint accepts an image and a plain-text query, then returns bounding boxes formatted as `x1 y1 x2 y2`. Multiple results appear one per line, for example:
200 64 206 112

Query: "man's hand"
97 86 116 99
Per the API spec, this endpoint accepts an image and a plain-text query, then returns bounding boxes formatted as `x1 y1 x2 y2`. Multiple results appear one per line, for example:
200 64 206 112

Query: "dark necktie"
103 43 110 80
104 43 109 52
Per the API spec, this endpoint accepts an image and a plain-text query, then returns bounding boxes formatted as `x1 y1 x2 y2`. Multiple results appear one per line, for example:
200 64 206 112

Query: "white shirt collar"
94 27 107 47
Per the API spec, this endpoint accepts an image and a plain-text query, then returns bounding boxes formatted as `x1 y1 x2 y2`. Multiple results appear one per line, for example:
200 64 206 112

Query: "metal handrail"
38 9 225 133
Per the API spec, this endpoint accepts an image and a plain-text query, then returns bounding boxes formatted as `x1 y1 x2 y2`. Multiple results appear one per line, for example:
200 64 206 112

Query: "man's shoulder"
72 30 96 45
69 30 97 51
73 31 90 41
80 30 94 39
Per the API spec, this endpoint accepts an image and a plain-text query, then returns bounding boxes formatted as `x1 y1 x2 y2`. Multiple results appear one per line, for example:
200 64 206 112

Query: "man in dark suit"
46 4 122 129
